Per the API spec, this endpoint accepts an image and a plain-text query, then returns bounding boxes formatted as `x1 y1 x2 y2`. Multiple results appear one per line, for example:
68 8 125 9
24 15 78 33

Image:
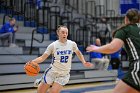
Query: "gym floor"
1 81 115 93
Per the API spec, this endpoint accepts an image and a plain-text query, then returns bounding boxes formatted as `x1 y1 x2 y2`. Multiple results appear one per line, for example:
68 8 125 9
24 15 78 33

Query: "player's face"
57 27 68 40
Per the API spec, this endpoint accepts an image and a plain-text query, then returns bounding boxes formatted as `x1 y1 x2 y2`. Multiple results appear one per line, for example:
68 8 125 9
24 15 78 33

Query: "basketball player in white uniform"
27 25 93 93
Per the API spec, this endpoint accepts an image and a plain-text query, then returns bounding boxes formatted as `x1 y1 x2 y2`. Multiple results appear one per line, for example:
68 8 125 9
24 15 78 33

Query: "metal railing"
3 14 13 25
24 1 37 27
75 26 91 52
36 6 50 33
12 0 26 16
85 0 96 17
29 29 44 54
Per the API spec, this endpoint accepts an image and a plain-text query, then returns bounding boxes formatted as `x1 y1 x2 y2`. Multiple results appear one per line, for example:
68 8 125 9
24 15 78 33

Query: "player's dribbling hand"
25 61 35 66
26 61 32 64
24 61 31 67
83 62 93 68
86 45 99 52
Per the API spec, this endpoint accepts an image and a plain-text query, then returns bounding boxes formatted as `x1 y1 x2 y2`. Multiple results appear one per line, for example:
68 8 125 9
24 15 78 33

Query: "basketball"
24 61 40 76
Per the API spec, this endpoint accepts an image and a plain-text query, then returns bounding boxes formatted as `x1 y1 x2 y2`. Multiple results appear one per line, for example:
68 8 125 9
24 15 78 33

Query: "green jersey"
114 23 140 63
114 24 140 91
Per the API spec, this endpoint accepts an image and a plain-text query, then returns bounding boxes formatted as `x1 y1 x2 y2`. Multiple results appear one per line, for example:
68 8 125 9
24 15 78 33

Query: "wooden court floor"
0 81 115 93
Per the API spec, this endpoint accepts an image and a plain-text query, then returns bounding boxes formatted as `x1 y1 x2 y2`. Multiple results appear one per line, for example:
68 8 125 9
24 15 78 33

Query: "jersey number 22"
60 56 69 63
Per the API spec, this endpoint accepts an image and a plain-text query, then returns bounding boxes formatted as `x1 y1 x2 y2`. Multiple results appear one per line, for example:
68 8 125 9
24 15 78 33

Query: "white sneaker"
34 78 42 87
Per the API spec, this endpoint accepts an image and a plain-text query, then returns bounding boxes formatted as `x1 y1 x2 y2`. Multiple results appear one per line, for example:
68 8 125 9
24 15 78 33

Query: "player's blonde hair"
56 25 67 32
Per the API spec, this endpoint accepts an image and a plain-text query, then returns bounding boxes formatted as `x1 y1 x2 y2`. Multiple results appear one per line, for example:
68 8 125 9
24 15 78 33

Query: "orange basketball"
24 62 40 76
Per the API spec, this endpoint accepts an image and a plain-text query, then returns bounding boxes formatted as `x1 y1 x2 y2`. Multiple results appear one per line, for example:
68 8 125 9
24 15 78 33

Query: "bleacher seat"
16 33 50 41
39 48 46 54
0 55 37 64
25 40 54 47
84 70 117 78
0 47 23 54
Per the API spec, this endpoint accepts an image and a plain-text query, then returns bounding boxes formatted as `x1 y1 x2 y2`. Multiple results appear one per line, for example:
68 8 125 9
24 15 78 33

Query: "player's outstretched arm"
75 50 93 68
30 53 49 64
86 38 124 54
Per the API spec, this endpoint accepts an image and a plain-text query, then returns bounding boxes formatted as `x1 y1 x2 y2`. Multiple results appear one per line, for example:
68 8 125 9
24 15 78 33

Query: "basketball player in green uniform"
86 8 140 93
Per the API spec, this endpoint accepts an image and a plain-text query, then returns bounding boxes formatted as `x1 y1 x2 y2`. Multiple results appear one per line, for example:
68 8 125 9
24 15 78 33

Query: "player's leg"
37 82 51 93
50 73 70 93
49 82 63 93
37 67 53 93
114 61 140 93
113 80 139 93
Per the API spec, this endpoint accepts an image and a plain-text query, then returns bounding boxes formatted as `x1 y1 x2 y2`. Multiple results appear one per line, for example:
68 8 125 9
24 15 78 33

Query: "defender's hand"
86 45 99 52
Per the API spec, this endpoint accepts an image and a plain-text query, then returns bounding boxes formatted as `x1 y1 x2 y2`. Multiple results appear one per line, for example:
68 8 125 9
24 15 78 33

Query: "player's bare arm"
86 38 124 54
31 53 49 64
75 50 93 68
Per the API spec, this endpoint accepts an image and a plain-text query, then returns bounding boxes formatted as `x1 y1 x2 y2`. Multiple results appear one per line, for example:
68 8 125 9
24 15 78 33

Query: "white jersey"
44 40 78 74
